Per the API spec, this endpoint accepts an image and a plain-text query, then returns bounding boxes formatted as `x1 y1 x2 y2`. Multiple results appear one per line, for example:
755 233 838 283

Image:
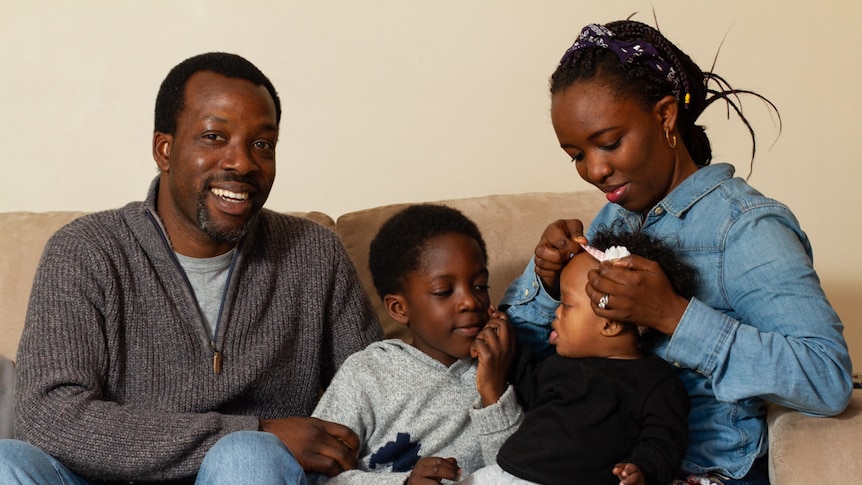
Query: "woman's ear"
383 294 410 326
655 94 679 134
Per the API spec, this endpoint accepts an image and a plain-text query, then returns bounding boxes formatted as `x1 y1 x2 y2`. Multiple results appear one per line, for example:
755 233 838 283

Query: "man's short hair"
154 52 281 135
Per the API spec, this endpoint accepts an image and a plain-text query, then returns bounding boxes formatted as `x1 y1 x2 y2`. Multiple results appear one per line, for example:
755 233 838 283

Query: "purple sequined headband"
561 23 686 104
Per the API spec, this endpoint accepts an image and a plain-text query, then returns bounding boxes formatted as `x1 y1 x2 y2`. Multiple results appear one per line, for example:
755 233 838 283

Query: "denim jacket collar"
659 163 735 217
610 163 736 224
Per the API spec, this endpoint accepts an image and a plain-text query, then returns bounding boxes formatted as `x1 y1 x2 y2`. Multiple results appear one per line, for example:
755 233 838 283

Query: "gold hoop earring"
664 128 677 149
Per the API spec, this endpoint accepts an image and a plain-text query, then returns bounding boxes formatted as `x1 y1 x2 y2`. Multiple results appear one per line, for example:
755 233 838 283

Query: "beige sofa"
0 190 859 483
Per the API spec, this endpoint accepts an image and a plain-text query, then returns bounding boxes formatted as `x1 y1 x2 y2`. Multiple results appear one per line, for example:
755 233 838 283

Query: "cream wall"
3 1 861 372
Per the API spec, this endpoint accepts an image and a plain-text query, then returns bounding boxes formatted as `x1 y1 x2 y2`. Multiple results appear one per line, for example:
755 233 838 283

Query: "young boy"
310 204 523 484
463 229 692 485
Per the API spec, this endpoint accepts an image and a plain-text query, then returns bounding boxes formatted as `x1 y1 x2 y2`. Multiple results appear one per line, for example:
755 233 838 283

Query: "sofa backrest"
336 190 607 342
0 212 90 361
0 209 336 361
0 190 607 361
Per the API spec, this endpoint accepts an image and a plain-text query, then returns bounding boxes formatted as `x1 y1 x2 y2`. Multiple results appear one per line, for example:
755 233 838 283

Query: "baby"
464 229 692 485
311 204 523 484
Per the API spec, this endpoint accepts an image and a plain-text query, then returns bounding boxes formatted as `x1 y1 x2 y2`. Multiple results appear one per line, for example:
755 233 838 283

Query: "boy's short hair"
369 204 487 300
589 227 697 352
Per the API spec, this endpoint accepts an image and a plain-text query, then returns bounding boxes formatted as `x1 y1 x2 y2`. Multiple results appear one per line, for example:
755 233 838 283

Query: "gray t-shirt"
174 250 234 339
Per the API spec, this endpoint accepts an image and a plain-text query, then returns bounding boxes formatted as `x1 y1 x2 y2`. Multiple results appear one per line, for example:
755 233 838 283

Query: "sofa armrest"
767 389 862 483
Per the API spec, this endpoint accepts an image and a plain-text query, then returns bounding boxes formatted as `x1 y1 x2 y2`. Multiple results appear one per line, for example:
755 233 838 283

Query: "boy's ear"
383 294 410 326
601 320 626 337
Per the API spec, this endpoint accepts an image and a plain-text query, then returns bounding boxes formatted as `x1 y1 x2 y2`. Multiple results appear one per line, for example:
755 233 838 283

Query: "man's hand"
470 309 516 407
407 456 460 484
534 219 587 298
613 462 645 485
260 416 359 477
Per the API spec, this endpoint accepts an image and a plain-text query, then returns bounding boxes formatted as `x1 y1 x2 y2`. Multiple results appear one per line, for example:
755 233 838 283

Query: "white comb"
580 244 606 261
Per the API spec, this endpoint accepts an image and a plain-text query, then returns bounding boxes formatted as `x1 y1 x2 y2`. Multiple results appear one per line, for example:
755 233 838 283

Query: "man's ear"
601 320 626 337
383 294 410 326
152 132 172 172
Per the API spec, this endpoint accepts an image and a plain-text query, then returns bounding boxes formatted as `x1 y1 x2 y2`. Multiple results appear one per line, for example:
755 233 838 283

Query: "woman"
501 20 852 484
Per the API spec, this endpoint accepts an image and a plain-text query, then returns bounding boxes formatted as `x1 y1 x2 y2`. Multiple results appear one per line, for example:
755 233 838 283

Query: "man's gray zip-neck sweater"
15 178 382 482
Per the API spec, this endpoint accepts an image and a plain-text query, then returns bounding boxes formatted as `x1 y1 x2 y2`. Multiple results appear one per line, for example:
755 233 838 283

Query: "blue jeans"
680 456 769 485
0 431 307 484
722 455 770 485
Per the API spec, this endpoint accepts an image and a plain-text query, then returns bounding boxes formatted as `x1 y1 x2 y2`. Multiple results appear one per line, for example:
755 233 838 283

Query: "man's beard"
195 179 261 244
197 200 256 244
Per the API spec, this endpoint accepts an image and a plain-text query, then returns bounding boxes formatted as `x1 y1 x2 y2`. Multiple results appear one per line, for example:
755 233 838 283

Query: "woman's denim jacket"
501 163 853 478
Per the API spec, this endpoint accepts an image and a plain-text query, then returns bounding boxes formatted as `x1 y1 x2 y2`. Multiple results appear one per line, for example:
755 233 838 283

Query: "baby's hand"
471 308 515 406
407 456 460 484
612 462 644 485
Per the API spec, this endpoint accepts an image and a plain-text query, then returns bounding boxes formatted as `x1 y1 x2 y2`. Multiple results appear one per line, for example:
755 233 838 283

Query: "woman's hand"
587 255 690 336
533 219 588 298
471 308 516 407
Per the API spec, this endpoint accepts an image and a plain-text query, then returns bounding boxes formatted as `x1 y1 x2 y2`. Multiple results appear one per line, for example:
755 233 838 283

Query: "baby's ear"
383 294 410 326
601 320 626 337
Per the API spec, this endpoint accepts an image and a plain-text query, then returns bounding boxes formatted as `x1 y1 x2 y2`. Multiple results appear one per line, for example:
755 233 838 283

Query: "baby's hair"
589 227 696 353
551 19 779 175
368 204 487 300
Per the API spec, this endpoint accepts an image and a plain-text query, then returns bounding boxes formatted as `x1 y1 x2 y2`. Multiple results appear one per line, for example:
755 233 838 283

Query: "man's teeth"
211 188 249 201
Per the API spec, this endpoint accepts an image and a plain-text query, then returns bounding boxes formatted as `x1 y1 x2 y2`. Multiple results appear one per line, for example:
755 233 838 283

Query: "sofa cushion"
336 190 607 342
291 211 336 231
767 390 862 483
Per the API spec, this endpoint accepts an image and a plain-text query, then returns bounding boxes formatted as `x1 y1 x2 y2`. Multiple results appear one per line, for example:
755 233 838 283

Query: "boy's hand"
407 456 460 484
533 219 587 298
471 308 516 406
612 462 645 485
260 416 359 476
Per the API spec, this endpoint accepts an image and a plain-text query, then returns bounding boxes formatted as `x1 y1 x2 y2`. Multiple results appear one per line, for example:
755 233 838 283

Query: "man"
0 52 382 484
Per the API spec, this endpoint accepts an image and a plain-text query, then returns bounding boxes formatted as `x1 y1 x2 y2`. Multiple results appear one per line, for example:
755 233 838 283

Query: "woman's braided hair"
550 20 779 171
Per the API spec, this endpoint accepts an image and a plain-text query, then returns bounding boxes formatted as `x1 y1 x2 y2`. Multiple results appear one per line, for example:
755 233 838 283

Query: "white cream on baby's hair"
580 244 631 262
